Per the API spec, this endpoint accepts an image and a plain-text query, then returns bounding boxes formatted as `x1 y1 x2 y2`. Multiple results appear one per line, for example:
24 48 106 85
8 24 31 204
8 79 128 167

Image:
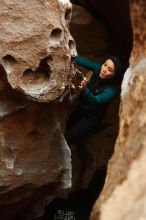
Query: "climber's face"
100 59 115 79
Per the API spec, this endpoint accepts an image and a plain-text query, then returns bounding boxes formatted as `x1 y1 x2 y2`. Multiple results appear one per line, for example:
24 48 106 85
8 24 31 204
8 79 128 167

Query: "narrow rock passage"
43 166 107 220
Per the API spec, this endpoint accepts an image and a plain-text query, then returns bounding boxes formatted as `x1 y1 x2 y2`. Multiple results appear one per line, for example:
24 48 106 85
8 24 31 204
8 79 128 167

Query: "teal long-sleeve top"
75 55 117 106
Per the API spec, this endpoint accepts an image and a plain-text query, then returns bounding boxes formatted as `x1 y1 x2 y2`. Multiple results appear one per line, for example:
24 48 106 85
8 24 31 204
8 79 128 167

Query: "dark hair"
108 56 123 81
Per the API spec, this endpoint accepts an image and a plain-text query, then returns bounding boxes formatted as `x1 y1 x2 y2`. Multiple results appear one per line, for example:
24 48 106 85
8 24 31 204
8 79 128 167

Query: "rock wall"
0 0 78 219
0 0 138 219
0 0 77 102
91 0 146 219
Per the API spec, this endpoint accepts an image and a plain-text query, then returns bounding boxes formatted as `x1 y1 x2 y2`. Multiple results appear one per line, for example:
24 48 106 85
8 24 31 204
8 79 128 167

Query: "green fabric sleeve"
80 87 117 105
75 55 101 72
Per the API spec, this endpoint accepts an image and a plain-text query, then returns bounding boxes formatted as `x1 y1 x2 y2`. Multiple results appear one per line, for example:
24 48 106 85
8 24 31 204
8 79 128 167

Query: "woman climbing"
65 55 122 146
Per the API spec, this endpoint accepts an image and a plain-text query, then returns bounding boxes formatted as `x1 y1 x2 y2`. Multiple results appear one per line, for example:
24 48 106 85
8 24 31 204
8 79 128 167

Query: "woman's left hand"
78 77 88 90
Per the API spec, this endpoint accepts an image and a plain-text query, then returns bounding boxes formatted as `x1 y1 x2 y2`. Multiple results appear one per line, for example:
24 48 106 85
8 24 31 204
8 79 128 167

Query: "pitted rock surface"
0 0 77 102
0 0 77 217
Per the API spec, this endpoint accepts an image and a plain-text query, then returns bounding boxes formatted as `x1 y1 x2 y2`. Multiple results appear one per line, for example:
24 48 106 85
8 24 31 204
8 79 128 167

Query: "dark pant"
65 106 100 146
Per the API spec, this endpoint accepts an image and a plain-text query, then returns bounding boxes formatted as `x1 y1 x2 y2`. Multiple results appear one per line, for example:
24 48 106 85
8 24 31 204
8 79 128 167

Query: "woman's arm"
80 87 117 105
75 55 101 72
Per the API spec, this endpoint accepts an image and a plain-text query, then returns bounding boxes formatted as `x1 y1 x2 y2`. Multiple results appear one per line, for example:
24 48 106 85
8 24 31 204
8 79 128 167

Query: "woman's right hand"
78 77 88 90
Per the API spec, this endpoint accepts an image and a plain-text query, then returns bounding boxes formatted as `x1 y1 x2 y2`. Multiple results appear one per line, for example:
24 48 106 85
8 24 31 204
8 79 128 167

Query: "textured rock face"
0 0 77 102
91 0 146 219
0 0 78 219
0 0 139 219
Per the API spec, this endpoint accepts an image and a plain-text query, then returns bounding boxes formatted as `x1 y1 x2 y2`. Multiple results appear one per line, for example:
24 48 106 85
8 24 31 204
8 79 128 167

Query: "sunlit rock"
91 0 146 219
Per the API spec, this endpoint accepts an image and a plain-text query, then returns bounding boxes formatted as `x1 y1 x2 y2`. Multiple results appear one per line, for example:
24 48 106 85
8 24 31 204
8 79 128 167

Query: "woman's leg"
66 105 84 129
65 117 97 146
